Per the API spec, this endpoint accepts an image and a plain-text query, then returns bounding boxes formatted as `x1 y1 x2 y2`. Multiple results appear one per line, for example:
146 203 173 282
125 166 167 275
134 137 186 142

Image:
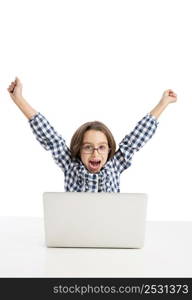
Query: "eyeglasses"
81 144 110 154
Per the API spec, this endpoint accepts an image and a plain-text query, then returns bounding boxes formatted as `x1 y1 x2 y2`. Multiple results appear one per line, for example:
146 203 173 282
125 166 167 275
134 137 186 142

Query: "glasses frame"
81 144 111 154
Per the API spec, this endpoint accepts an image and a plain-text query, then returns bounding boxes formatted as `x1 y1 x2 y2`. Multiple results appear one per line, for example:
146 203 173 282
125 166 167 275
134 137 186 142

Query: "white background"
0 0 191 220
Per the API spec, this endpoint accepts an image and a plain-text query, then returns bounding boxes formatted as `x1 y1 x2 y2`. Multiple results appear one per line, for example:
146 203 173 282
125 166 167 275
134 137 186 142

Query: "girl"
7 77 177 192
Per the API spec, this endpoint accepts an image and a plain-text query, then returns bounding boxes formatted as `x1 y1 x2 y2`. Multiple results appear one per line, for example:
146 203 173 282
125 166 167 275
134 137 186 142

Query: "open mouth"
88 159 101 171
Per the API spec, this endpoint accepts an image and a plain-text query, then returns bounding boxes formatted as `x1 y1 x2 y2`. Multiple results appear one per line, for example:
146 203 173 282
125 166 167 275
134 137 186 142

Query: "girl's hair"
70 121 116 160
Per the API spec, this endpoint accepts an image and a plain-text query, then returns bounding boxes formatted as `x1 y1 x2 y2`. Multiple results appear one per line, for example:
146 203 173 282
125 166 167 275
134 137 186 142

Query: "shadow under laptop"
43 247 146 277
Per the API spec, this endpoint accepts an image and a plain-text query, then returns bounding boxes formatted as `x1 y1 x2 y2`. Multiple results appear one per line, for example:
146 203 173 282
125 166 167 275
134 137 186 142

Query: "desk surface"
0 217 191 277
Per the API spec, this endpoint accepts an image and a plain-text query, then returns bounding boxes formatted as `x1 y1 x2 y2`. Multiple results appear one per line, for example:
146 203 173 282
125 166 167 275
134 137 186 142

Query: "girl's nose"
92 148 100 156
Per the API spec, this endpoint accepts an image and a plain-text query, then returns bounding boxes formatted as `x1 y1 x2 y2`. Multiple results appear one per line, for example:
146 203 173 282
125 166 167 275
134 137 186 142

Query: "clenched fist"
160 89 177 105
7 77 23 102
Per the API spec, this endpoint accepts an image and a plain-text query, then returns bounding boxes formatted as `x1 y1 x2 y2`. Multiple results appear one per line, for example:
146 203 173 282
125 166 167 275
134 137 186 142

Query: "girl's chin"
88 167 101 173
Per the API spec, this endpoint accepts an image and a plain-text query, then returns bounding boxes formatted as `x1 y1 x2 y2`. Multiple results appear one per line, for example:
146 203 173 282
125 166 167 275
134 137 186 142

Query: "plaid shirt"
29 113 159 192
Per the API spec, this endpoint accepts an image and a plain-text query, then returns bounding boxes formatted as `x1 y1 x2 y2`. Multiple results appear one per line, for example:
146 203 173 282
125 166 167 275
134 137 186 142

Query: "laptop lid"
43 192 148 248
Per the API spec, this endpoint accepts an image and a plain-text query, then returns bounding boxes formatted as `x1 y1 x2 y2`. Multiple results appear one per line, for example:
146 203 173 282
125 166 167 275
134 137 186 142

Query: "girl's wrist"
159 98 169 107
13 96 25 104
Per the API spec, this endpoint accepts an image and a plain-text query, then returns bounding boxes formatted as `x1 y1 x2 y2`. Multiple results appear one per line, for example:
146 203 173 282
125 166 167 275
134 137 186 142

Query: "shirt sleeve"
29 112 72 173
113 113 159 173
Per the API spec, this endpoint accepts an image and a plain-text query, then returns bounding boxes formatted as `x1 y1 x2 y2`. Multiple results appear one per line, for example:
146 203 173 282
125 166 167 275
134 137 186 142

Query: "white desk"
0 217 191 277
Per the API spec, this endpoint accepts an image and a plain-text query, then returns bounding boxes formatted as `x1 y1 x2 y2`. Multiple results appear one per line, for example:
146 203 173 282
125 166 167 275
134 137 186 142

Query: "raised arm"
113 89 177 173
7 77 38 120
7 77 72 173
150 89 177 119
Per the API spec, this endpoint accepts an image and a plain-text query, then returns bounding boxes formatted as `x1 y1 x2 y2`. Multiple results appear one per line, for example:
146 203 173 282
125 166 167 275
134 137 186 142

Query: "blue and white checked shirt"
29 113 159 192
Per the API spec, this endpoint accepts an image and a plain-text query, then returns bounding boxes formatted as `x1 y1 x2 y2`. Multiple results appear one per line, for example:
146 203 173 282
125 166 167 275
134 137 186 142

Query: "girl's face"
80 129 109 173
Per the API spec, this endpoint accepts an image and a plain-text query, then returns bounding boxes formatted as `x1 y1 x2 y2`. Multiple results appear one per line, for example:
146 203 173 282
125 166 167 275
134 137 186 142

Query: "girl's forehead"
83 129 108 143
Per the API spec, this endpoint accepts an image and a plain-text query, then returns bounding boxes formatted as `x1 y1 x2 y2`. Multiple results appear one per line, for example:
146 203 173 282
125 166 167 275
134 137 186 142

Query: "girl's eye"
84 145 92 150
99 145 107 151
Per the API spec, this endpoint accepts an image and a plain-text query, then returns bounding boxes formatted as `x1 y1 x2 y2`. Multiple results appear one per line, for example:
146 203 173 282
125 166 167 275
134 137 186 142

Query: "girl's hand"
150 89 177 119
7 77 23 102
160 89 177 105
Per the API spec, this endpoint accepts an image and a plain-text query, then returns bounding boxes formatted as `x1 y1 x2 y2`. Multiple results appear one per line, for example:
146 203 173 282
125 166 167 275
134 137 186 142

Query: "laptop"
43 192 148 248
